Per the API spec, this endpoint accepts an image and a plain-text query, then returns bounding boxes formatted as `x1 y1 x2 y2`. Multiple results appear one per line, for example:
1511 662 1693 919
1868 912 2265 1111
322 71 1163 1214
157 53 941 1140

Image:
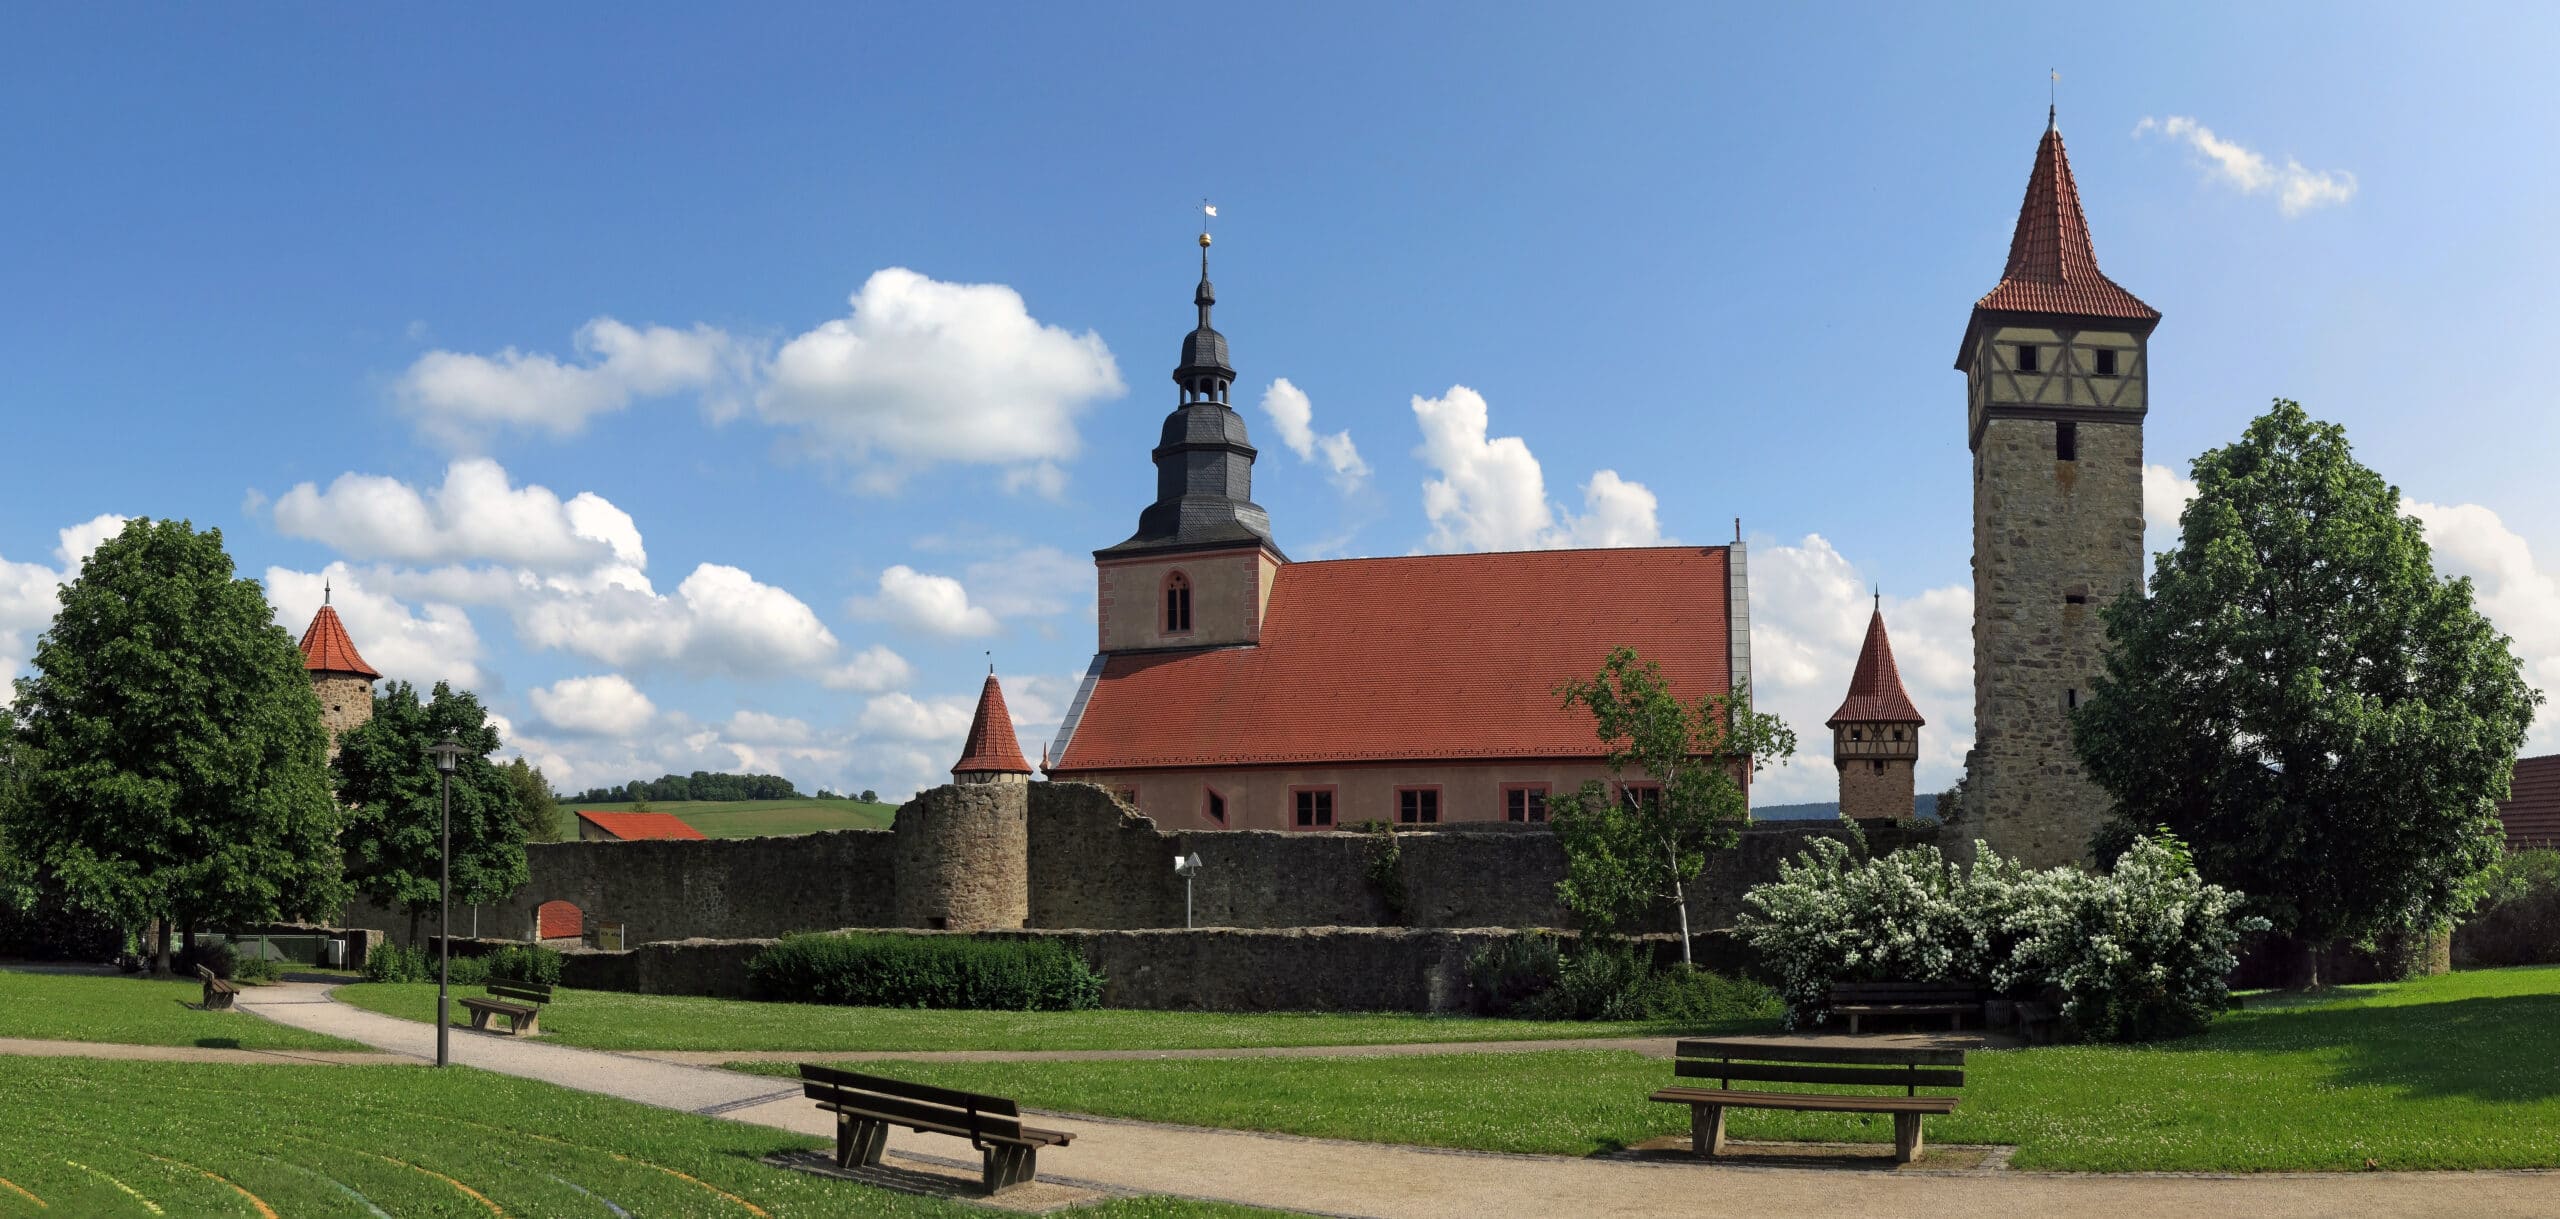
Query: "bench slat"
813 1101 1066 1149
1831 982 1977 995
801 1065 1021 1118
1650 1087 1960 1115
1673 1060 1964 1089
1830 1003 1975 1015
487 982 553 1004
804 1084 1027 1143
458 997 536 1016
1676 1040 1966 1067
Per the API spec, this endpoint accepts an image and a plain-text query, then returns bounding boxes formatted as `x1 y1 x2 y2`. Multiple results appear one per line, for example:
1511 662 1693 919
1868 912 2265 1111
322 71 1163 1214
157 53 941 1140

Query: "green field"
575 798 899 838
0 971 366 1051
334 981 1733 1051
0 1058 1288 1217
734 967 2560 1173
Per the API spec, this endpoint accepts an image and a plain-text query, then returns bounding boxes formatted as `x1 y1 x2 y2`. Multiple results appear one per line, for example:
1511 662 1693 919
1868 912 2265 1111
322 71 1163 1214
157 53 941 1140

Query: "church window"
1503 784 1549 823
1164 571 1193 633
1397 787 1441 824
1293 787 1335 828
2093 349 2119 376
1204 787 1227 824
2016 344 2040 373
2056 421 2078 461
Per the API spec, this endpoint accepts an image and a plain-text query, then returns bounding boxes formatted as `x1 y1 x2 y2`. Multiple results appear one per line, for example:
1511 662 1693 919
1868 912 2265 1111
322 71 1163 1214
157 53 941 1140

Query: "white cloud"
962 546 1087 619
54 514 132 571
511 562 841 676
820 644 916 693
1748 533 1974 805
399 317 750 445
725 710 814 746
1 516 134 707
529 674 659 736
2135 116 2357 217
272 458 644 573
2143 463 2199 558
1259 378 1370 491
757 268 1123 483
849 565 1000 637
1412 385 1664 552
2402 497 2560 756
858 691 977 742
265 565 485 689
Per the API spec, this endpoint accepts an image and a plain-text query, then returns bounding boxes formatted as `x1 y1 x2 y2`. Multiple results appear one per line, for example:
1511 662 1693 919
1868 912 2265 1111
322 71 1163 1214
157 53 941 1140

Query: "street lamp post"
427 735 467 1068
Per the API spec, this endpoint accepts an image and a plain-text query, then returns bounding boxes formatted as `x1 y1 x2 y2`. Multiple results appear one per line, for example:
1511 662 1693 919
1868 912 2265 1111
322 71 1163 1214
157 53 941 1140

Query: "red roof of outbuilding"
297 604 380 680
574 810 707 841
2498 754 2560 850
1827 608 1925 727
1053 546 1733 771
953 674 1034 775
1971 122 2159 323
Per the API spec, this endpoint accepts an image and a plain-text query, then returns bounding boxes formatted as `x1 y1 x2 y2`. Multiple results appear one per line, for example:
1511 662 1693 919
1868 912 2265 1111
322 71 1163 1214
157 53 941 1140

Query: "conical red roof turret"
1826 607 1923 727
298 602 380 680
952 672 1033 775
1969 119 2159 324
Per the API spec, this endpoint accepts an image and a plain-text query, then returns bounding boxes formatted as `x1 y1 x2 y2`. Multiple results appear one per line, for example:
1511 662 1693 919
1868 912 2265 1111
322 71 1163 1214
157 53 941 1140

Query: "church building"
1043 231 1753 830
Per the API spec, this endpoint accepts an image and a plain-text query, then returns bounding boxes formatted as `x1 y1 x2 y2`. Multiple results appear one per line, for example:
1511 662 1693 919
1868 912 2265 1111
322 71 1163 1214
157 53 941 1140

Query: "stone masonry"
892 780 1030 931
311 672 374 760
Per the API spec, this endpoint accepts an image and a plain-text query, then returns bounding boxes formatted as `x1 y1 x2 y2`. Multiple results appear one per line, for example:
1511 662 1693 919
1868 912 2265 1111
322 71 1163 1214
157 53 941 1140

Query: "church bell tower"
1958 110 2161 866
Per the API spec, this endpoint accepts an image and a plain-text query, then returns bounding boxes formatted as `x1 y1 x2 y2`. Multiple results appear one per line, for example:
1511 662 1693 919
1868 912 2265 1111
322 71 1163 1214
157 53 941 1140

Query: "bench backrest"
195 965 219 983
1674 1039 1965 1097
486 980 553 1006
799 1063 1025 1143
1829 981 1979 1002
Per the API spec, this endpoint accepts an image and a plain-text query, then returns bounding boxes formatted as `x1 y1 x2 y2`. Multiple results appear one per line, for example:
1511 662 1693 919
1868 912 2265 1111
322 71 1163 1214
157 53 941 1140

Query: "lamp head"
428 735 467 775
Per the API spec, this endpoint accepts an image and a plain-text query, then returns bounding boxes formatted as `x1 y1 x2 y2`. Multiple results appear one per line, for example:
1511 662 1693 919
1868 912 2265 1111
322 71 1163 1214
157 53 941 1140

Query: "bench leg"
835 1116 887 1169
1892 1113 1925 1164
981 1144 1036 1194
517 1011 539 1036
1690 1104 1727 1157
1847 1013 1861 1035
469 1008 493 1031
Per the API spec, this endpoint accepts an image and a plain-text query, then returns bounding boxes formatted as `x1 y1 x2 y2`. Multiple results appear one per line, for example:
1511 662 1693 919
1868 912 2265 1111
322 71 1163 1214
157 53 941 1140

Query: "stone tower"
1089 229 1288 656
1959 111 2161 866
893 672 1032 930
1828 598 1924 821
297 586 379 761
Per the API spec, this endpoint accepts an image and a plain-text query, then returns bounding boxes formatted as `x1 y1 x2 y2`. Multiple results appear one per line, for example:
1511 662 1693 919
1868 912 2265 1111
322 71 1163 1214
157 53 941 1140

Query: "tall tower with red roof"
1958 109 2160 865
1828 598 1924 822
297 585 380 760
951 671 1034 787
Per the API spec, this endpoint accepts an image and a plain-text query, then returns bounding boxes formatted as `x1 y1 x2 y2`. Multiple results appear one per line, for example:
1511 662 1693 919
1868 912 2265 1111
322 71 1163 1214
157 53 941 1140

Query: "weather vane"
2049 68 2059 127
1200 198 1216 248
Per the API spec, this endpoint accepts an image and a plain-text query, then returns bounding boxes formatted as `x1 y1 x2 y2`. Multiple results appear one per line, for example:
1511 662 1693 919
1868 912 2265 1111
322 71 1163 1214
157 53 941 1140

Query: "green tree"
1550 647 1797 963
332 681 530 943
499 757 564 842
2074 400 2540 984
6 519 345 974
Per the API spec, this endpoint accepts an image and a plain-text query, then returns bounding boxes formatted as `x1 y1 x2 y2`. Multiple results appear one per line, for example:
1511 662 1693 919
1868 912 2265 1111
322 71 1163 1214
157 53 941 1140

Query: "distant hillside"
572 798 897 839
1753 793 1939 822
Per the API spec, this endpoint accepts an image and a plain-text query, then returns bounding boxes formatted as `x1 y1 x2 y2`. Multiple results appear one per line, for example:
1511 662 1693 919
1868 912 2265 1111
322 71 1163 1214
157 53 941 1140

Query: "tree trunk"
2288 938 2325 991
407 907 422 949
151 919 172 978
181 923 197 964
1671 871 1694 968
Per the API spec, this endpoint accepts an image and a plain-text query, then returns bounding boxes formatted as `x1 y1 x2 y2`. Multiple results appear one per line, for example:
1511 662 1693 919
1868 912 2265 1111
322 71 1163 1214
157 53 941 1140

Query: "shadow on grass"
2109 988 2560 1104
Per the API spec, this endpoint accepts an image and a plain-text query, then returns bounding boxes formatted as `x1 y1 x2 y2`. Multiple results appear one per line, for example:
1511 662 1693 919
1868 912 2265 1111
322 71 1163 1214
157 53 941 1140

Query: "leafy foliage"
499 756 565 842
2455 848 2560 968
748 932 1105 1011
1549 648 1796 959
1464 931 1779 1023
573 770 802 803
6 519 345 969
2074 400 2541 951
332 681 530 935
1359 820 1406 922
485 941 565 985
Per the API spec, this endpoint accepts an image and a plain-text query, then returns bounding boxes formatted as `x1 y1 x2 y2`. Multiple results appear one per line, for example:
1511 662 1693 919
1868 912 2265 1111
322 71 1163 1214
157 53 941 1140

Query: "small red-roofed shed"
574 810 709 842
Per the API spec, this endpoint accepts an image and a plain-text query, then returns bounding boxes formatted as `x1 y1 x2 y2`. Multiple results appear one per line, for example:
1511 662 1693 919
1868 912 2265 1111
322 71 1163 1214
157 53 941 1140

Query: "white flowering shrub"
1736 832 2266 1042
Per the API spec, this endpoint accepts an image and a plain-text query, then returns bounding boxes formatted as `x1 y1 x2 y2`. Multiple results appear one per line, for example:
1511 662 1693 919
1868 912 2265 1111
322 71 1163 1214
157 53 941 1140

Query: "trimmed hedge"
747 933 1105 1011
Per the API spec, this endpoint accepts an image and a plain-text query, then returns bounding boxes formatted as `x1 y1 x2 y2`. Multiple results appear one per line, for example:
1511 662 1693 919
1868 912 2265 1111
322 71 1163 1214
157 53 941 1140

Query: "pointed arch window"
1163 571 1193 634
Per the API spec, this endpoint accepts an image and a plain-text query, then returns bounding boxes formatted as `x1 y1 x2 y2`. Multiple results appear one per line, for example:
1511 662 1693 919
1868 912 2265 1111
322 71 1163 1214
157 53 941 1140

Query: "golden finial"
1200 199 1216 247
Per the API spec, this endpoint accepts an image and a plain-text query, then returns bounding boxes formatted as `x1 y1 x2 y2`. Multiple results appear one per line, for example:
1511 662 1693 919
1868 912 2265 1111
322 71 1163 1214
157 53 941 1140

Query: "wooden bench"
1649 1038 1965 1163
457 980 552 1035
1828 981 1981 1033
195 965 238 1011
798 1064 1072 1194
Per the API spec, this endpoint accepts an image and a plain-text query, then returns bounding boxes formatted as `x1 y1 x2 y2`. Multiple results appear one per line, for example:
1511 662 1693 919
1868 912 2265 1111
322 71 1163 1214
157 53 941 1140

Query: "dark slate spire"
1098 231 1283 559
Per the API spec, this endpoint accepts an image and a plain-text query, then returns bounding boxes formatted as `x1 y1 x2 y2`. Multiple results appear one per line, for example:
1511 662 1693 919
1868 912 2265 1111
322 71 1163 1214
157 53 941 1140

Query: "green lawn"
333 981 1737 1051
0 970 366 1051
0 1058 1290 1218
575 798 898 837
735 967 2560 1173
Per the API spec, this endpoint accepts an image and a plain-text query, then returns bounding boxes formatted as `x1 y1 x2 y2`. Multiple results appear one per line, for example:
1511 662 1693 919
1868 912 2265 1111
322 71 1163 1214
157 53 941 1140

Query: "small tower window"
1849 729 1862 741
2066 688 2079 711
2056 421 2079 462
2093 349 2119 377
1164 571 1193 633
1872 760 1887 774
2015 344 2040 373
1890 728 1902 741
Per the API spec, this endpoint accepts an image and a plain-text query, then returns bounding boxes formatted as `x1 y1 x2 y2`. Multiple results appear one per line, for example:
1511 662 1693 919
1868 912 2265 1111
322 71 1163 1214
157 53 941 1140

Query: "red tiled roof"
2498 754 2560 850
574 810 707 841
1054 547 1732 770
1972 123 2159 322
297 604 380 680
1827 608 1924 727
536 900 583 940
954 673 1034 775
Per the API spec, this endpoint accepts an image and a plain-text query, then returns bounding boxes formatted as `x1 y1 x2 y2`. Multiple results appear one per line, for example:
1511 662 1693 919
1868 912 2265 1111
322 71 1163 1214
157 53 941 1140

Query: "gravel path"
225 982 2559 1218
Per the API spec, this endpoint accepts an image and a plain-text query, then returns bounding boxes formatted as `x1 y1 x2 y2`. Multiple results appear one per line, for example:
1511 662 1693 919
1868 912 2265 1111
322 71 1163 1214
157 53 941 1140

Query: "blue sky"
4 5 2555 802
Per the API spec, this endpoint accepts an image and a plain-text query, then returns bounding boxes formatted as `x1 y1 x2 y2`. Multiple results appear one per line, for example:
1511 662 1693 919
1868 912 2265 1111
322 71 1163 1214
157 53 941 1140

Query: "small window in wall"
2015 344 2040 373
1164 571 1193 633
2065 594 2088 606
1397 787 1441 824
1293 788 1335 828
2093 349 2118 377
1890 728 1903 741
1504 785 1549 823
1111 786 1139 807
2066 688 2079 711
1872 760 1887 774
2057 421 2079 462
1204 788 1226 824
1619 783 1663 814
1848 728 1862 741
